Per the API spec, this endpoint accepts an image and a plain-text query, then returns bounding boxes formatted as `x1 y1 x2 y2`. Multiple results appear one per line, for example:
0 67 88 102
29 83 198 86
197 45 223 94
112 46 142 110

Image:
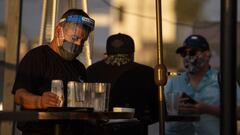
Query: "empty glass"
51 80 64 107
67 81 78 107
92 83 111 112
166 91 180 115
75 83 111 112
76 83 94 108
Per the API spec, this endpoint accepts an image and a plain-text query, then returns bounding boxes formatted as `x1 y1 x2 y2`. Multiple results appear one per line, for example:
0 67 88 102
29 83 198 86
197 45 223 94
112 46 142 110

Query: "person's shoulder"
115 63 156 87
21 45 48 60
121 62 154 78
87 60 105 70
74 60 86 69
25 45 49 56
209 68 219 75
168 71 186 82
17 45 49 67
131 62 154 71
208 68 219 81
29 44 48 52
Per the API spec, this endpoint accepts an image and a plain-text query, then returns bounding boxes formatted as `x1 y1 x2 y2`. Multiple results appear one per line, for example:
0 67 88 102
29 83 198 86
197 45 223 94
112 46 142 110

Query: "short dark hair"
61 9 89 19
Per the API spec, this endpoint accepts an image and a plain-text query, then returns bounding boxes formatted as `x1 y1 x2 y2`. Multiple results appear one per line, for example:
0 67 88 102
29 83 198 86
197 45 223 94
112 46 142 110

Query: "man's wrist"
37 96 43 109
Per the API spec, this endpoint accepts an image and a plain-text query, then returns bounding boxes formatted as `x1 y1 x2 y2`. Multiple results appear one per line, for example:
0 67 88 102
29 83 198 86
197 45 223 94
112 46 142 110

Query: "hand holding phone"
180 92 197 104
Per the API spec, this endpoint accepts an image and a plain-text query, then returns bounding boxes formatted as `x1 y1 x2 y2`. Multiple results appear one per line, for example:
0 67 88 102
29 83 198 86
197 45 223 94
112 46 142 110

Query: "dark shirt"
12 45 86 134
87 60 159 124
110 66 159 124
87 60 141 85
12 45 86 98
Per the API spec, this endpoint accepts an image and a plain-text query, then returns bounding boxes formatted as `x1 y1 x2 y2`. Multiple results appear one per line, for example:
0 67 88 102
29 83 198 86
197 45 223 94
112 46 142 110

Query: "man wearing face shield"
11 9 94 135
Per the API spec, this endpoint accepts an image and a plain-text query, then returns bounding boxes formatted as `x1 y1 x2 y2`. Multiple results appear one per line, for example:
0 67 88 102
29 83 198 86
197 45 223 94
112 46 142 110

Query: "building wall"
110 0 240 72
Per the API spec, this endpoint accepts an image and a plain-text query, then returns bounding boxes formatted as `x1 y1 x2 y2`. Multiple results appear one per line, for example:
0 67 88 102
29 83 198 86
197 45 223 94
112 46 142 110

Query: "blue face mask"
58 40 83 61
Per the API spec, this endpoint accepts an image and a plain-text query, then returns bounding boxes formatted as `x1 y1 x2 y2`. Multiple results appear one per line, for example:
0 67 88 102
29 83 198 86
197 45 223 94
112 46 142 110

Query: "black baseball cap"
106 33 135 55
176 34 209 54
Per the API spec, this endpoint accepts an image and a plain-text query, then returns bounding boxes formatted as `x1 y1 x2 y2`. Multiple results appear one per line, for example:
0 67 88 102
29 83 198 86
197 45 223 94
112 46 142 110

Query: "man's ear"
55 25 64 38
205 50 211 58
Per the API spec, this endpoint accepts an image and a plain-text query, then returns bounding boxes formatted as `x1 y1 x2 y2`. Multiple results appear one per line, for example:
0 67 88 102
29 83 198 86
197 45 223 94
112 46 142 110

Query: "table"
0 111 139 135
0 111 134 121
0 111 200 122
0 111 200 135
166 114 200 122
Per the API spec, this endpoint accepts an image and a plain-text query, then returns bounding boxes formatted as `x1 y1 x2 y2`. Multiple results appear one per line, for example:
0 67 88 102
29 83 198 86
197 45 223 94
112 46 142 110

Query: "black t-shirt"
12 45 86 105
87 60 140 85
110 66 159 125
87 60 159 124
12 45 87 134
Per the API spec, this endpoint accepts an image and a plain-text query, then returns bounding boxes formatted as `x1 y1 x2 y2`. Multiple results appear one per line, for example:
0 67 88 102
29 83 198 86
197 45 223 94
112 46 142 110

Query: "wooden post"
155 0 168 135
220 0 237 134
80 0 93 67
1 0 22 134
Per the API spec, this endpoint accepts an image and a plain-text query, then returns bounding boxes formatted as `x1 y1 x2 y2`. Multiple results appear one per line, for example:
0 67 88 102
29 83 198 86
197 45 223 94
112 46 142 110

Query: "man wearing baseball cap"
87 33 159 134
87 33 136 85
164 35 221 135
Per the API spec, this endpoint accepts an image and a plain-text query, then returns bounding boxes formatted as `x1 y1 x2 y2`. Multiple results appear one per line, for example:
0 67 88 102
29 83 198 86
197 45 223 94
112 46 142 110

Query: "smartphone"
181 92 197 104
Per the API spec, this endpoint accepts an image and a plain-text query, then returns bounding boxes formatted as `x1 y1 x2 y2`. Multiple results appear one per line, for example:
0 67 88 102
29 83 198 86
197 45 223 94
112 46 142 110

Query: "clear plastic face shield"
58 15 95 60
60 15 95 32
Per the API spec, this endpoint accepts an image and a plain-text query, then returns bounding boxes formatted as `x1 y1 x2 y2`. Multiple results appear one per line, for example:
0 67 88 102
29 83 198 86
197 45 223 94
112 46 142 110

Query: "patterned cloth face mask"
104 54 134 66
183 53 206 74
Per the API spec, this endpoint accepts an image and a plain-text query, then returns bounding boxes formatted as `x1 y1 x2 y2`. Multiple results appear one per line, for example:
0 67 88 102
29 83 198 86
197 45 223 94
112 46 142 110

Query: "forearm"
205 105 220 117
15 89 42 109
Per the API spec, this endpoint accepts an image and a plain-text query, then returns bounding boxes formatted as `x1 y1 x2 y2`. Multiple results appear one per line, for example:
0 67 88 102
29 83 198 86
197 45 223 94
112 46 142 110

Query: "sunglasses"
180 49 202 57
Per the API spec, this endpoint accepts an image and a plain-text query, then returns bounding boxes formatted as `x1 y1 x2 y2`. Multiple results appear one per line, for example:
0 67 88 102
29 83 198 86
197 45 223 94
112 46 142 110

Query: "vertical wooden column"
81 0 93 67
155 0 168 135
220 0 237 134
1 0 22 134
68 0 77 8
39 0 47 45
40 0 59 44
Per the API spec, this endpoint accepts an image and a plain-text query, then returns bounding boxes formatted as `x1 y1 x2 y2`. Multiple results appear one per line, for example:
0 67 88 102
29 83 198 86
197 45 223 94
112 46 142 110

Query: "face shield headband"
59 15 95 31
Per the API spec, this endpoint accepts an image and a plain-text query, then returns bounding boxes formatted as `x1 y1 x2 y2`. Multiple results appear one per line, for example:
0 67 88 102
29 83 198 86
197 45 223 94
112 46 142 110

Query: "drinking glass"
51 80 64 107
166 91 180 115
92 83 111 112
76 83 94 108
67 81 78 107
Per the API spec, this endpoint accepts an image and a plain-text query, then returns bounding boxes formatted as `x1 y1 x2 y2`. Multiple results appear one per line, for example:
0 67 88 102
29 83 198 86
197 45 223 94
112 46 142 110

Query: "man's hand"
15 89 62 109
41 92 61 109
178 97 220 116
179 100 207 114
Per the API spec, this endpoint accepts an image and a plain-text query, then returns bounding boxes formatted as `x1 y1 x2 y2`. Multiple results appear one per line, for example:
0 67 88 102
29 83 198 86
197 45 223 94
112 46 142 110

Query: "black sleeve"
77 61 87 82
12 52 36 94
